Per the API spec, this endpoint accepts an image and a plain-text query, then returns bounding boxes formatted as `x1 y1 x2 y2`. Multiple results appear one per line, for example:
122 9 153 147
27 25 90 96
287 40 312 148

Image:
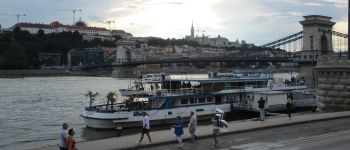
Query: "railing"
292 99 317 107
85 104 126 113
155 88 205 96
222 85 267 90
114 56 293 64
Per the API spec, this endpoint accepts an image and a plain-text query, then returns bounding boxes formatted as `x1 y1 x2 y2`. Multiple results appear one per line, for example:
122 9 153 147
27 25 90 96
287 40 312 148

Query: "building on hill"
184 21 244 48
10 21 132 41
111 30 133 39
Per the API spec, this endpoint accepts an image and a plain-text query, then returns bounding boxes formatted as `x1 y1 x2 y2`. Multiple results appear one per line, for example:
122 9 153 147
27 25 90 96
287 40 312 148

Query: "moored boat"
81 70 314 129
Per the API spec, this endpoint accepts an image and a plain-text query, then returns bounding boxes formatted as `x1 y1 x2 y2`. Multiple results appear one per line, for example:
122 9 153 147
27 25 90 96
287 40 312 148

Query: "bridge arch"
320 33 329 55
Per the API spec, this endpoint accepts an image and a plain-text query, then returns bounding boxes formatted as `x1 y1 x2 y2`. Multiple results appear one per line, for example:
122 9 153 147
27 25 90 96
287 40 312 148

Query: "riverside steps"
31 111 350 150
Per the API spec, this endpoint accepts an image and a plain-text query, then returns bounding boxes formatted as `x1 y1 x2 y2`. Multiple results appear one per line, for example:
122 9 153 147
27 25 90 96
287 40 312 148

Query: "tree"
105 92 117 110
114 35 122 41
75 21 87 27
0 30 117 69
85 91 99 110
37 29 44 38
0 35 29 69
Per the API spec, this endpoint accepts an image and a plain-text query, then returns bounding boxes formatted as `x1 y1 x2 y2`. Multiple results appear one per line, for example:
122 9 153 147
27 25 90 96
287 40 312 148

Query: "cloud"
334 17 348 33
323 0 347 8
0 0 347 45
305 2 322 6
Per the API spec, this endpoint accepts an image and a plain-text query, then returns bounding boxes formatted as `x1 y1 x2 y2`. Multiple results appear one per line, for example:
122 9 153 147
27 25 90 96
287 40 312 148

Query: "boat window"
168 111 172 115
189 98 196 104
207 97 213 103
181 99 188 104
198 97 205 103
196 109 204 112
133 112 143 116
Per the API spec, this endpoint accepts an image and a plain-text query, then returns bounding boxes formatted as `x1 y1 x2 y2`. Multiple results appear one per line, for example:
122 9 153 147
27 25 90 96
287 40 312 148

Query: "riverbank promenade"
31 111 350 150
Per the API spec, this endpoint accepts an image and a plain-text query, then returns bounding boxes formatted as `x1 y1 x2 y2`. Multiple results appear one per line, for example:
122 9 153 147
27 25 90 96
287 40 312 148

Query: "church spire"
191 20 194 38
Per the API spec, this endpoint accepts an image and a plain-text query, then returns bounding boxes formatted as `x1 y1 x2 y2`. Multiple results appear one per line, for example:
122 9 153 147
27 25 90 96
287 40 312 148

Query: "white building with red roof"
11 21 132 39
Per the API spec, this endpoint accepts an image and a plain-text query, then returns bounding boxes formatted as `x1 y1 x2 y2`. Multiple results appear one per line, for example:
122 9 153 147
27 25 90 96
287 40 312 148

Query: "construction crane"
106 20 115 31
0 13 26 23
55 9 82 25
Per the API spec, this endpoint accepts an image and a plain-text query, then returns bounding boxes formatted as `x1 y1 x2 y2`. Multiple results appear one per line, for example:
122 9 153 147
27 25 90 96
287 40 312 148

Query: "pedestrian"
137 112 152 144
59 123 69 150
172 116 184 148
286 98 292 119
258 97 265 121
212 114 221 146
67 128 77 150
188 111 197 143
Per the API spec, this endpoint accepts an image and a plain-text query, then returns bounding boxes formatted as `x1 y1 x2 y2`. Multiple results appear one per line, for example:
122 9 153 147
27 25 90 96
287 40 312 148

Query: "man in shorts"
137 112 152 144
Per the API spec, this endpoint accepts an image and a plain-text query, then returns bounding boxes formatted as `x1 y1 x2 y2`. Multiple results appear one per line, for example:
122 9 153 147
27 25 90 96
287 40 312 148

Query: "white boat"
81 70 313 129
119 73 169 96
136 73 170 83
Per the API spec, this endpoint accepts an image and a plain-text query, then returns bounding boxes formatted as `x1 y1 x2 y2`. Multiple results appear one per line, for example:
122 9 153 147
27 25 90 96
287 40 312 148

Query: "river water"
0 77 134 150
0 73 295 150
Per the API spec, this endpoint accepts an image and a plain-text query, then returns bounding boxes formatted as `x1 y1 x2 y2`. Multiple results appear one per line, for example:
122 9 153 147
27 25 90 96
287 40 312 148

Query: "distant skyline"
0 0 347 45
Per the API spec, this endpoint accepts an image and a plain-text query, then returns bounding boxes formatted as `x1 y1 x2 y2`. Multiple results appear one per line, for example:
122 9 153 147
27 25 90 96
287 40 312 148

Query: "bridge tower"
313 13 350 111
297 15 336 88
111 40 139 78
300 15 335 54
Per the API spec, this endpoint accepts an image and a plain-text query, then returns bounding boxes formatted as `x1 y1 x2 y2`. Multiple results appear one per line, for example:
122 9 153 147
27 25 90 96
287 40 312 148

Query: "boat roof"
233 69 274 73
253 91 288 95
163 77 273 83
134 80 164 84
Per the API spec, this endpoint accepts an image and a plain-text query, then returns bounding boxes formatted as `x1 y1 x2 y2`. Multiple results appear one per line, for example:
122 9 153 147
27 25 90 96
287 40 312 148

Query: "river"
0 73 296 150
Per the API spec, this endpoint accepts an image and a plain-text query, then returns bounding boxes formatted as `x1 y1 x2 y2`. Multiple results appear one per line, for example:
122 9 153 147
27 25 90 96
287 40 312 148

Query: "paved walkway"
31 111 350 150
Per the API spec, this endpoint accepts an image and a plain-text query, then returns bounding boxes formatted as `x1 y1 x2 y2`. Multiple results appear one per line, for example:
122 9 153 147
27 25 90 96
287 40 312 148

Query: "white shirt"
143 115 150 129
59 129 69 147
190 115 197 129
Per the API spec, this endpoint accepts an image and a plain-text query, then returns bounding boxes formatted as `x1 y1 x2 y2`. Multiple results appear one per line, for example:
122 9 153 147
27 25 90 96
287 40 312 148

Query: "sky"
0 0 348 45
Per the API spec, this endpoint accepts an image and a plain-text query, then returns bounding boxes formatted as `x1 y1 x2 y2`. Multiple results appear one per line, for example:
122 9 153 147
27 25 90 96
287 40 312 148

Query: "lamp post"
310 35 315 89
310 35 314 66
348 0 350 59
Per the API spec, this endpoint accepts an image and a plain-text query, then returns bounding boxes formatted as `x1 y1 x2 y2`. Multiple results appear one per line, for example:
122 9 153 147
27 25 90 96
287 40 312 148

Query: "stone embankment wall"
0 70 69 77
0 70 98 77
315 56 350 111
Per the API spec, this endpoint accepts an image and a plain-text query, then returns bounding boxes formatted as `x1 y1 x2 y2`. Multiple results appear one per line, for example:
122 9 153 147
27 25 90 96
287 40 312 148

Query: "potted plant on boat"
86 91 98 110
106 92 118 110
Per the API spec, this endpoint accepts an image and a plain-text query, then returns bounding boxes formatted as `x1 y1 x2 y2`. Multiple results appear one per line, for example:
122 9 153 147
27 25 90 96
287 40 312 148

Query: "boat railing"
85 104 127 113
156 88 204 96
232 103 256 112
292 99 317 107
222 85 267 90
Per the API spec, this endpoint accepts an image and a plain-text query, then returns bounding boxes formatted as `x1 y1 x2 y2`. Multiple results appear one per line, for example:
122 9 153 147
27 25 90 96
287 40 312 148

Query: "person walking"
188 111 197 143
286 99 292 119
59 123 69 150
172 116 184 148
137 112 152 144
67 128 77 150
212 114 221 146
258 97 265 121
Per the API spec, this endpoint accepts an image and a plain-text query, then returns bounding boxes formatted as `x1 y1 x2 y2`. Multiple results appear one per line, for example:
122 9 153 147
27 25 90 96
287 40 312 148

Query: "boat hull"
81 116 116 129
81 103 232 129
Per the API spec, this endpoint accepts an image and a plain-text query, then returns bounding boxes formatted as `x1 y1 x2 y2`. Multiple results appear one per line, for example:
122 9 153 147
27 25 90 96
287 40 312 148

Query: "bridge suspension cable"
320 29 350 53
261 31 303 48
332 31 348 38
266 36 303 49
